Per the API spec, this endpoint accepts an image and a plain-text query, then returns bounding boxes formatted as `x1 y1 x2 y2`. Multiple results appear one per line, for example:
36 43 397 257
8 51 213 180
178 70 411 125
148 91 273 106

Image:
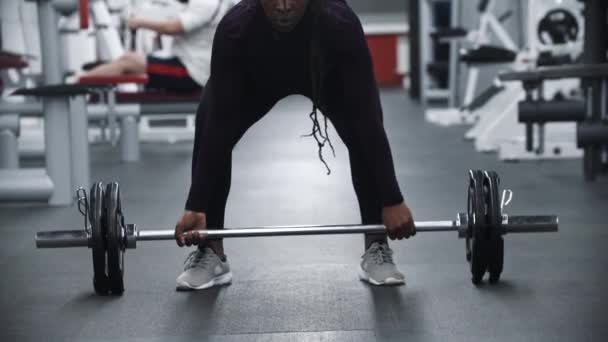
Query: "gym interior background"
1 0 607 341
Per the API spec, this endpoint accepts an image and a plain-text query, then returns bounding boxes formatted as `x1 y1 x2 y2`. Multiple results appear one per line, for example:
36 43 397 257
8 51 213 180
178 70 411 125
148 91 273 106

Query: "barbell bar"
34 170 559 295
35 216 558 249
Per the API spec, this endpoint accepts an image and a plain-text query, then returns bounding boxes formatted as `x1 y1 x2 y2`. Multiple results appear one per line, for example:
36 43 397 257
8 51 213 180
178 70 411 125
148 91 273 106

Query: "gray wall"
347 0 408 14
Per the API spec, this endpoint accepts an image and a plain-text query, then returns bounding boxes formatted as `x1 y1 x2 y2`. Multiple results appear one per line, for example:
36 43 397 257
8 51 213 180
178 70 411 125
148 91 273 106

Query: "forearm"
186 109 236 212
353 117 404 207
132 18 184 36
338 59 404 206
186 139 233 212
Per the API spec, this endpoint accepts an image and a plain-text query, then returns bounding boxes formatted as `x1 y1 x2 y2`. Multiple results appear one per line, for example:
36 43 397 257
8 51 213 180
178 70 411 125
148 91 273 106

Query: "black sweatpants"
192 90 384 232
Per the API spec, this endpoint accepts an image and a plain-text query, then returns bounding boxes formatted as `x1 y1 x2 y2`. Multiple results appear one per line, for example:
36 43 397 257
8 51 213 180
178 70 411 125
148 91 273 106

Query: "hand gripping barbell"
35 170 558 295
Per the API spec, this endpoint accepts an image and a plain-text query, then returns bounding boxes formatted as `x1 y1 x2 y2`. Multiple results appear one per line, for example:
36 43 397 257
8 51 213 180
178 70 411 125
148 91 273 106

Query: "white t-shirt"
173 0 234 86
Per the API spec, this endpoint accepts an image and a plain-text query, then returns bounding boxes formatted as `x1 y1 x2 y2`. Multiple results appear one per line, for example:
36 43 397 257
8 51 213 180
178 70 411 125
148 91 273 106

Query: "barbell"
35 170 558 295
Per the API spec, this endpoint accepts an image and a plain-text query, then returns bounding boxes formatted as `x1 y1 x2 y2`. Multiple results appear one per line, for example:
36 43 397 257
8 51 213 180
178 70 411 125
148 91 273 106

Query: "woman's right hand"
174 211 207 247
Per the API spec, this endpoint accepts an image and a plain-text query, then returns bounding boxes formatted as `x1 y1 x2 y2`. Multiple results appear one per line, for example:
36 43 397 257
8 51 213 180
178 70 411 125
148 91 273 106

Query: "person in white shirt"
83 0 234 92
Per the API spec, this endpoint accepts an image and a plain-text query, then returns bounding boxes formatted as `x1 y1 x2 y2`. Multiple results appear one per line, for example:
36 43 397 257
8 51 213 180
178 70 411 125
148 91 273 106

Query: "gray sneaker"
176 248 232 290
359 242 405 286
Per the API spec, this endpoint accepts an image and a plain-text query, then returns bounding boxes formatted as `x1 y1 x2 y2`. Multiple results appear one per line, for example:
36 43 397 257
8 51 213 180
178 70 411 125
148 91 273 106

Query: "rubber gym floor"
1 90 607 342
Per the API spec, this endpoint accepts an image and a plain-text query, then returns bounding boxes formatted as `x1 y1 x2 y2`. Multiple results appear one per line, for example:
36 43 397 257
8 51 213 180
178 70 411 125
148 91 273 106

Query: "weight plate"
466 185 472 262
537 9 579 45
105 182 125 295
489 238 504 284
467 170 488 285
484 171 504 284
90 182 110 295
483 171 501 231
466 170 477 262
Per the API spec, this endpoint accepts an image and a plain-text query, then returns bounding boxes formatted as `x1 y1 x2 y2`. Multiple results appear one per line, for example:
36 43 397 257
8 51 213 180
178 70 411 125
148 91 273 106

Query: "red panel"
147 63 190 77
366 35 401 87
79 0 89 29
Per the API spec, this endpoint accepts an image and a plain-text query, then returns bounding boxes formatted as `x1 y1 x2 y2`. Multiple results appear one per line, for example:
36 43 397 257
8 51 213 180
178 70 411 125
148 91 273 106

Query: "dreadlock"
301 106 336 174
301 0 336 175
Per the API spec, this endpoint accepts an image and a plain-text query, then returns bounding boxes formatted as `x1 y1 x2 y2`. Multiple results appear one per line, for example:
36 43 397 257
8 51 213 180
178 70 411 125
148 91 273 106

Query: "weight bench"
79 74 201 159
5 76 201 163
0 51 30 169
113 90 200 143
7 83 100 203
113 89 202 104
1 53 85 204
112 89 200 144
78 74 151 162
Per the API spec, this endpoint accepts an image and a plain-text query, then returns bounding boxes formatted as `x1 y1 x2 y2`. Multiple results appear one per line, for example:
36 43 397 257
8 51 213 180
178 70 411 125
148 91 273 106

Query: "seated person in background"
82 0 235 93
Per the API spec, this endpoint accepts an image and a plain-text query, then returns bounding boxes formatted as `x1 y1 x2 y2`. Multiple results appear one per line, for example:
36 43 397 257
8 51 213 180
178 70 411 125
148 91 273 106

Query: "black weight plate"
105 182 125 295
90 182 110 295
472 171 488 285
466 170 478 262
489 238 504 284
484 171 504 284
484 171 502 232
466 172 474 262
467 170 488 285
537 9 579 45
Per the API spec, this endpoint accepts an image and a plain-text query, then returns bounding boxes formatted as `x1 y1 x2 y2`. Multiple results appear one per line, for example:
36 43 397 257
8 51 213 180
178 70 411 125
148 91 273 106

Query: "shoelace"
366 244 395 265
183 250 215 270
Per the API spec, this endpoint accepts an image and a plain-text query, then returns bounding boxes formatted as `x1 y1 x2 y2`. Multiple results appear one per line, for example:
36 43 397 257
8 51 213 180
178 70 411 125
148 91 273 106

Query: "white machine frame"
469 0 584 160
425 0 520 127
418 0 458 106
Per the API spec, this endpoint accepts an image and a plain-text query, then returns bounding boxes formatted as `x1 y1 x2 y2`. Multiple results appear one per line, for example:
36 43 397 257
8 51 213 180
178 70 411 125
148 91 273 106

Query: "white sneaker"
359 242 405 286
176 248 232 290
